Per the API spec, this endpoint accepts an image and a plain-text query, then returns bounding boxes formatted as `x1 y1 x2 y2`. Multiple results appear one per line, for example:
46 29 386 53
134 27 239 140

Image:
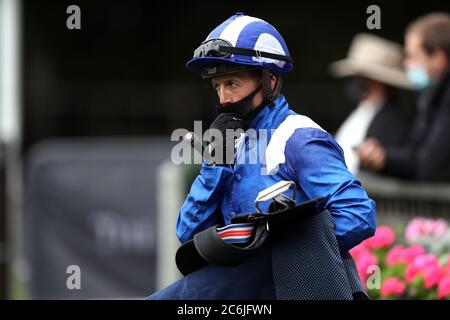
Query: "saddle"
175 181 368 300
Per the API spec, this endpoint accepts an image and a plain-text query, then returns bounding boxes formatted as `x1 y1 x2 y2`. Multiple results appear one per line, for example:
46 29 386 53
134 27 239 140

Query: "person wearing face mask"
330 34 413 175
147 13 375 300
357 13 450 181
177 12 374 249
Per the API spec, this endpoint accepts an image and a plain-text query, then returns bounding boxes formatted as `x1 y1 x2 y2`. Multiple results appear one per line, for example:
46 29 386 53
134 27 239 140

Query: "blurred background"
0 0 449 299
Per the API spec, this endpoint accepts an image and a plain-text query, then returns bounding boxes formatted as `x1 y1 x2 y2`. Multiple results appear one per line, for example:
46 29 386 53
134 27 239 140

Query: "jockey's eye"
225 80 240 89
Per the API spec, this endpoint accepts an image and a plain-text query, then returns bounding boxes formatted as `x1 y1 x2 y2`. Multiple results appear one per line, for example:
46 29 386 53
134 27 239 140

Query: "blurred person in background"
149 12 375 299
358 13 450 181
330 33 413 175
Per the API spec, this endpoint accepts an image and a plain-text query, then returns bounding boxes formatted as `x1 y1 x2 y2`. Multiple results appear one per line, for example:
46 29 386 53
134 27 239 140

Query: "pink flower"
438 277 450 299
403 244 426 264
429 219 448 238
386 244 406 267
349 242 368 260
380 277 406 297
386 244 426 267
405 265 418 283
406 218 426 243
365 226 395 250
355 251 378 287
405 254 440 283
414 254 439 268
446 256 450 276
423 265 446 289
406 218 448 242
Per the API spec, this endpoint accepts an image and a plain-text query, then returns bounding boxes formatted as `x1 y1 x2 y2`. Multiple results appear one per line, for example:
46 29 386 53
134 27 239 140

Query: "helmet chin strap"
214 70 281 128
215 83 261 116
262 70 275 107
215 84 265 129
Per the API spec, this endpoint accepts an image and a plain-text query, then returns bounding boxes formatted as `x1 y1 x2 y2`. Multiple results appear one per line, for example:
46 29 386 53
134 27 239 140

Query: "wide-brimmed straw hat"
329 33 412 89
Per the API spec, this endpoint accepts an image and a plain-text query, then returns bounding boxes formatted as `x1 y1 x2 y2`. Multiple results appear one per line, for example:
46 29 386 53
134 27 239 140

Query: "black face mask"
215 84 265 128
344 79 367 103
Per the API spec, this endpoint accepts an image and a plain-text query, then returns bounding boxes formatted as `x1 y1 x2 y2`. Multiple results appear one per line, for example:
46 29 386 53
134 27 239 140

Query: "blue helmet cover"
186 13 293 77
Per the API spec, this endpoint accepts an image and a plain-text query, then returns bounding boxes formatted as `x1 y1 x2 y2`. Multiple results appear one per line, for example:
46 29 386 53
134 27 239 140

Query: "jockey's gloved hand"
204 112 245 166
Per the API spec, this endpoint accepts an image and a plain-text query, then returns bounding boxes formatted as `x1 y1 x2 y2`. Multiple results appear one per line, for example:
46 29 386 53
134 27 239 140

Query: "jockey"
178 12 376 253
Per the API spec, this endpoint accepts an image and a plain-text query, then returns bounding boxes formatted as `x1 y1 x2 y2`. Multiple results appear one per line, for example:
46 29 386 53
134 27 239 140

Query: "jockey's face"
211 70 263 109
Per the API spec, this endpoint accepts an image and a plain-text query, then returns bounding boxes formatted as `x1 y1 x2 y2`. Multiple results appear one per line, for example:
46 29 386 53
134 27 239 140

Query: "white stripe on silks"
265 115 324 175
216 223 254 232
221 236 251 240
219 16 263 46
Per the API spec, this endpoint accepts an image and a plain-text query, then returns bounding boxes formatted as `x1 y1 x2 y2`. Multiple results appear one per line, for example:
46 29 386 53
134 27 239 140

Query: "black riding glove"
204 112 245 166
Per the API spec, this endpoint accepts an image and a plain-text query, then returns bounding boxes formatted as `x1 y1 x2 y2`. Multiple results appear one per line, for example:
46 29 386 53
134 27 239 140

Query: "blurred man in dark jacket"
358 12 450 181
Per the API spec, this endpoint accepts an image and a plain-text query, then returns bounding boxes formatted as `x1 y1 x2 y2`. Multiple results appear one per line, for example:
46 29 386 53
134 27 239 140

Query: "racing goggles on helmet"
193 38 292 62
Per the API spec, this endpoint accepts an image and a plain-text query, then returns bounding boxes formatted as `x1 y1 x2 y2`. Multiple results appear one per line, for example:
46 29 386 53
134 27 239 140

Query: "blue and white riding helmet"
186 13 293 79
